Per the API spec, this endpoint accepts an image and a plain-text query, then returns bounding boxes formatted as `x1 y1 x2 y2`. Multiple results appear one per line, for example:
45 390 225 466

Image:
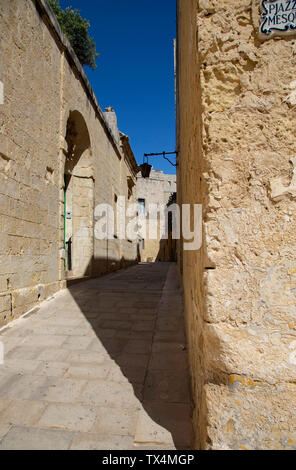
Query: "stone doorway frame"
58 110 94 283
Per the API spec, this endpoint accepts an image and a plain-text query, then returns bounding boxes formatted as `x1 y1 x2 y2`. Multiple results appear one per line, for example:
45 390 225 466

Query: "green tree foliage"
48 0 98 69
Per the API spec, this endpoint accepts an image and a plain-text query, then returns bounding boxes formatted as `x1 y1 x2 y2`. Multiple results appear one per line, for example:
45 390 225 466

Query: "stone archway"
61 111 94 280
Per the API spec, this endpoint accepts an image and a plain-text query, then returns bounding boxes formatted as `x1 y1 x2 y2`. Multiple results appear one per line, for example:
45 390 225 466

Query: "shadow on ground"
68 261 193 449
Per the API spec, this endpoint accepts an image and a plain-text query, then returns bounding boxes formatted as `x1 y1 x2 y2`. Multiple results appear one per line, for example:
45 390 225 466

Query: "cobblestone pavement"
0 263 193 450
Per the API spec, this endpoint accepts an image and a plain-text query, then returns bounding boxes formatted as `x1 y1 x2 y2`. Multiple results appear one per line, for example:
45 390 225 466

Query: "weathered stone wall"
0 0 138 327
177 0 296 450
136 169 176 262
176 0 205 448
118 133 138 269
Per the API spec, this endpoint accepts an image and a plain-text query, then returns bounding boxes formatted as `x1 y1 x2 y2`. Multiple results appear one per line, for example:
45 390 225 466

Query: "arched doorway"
63 111 94 279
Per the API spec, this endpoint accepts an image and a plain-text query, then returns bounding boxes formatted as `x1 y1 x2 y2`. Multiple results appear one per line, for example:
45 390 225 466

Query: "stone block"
35 361 69 378
205 382 296 450
70 433 134 450
91 407 138 436
37 403 97 432
0 400 46 426
0 426 74 450
143 369 191 404
135 402 193 449
81 380 141 410
204 323 296 384
65 364 110 380
41 377 87 404
0 425 11 442
134 406 175 447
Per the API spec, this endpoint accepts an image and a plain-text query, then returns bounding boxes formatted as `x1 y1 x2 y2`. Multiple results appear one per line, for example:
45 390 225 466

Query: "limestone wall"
0 0 138 327
177 0 296 449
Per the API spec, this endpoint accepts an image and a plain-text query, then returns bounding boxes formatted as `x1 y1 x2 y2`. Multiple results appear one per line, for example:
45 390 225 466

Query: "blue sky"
60 0 177 175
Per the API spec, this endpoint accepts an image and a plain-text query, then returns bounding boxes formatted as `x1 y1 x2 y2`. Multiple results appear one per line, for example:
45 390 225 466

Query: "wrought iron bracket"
143 151 178 168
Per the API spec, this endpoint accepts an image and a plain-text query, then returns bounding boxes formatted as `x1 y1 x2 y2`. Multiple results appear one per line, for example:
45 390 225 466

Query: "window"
138 199 145 215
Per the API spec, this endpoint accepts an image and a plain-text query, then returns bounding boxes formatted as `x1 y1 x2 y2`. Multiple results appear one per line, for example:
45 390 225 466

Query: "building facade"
177 0 296 449
136 169 176 262
0 0 138 328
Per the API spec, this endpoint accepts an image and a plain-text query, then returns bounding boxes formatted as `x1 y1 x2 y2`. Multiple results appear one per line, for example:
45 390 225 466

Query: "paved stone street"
0 263 193 450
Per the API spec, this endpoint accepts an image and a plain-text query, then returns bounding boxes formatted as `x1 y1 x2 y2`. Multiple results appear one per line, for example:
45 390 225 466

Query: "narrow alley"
0 263 193 450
